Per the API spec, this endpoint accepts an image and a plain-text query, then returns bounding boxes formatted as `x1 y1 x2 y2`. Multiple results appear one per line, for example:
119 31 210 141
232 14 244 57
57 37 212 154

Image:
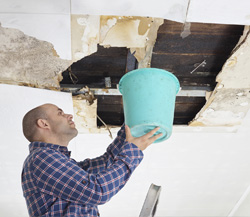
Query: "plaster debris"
190 88 250 126
237 92 244 97
240 102 249 106
190 26 250 127
130 18 164 68
0 23 71 89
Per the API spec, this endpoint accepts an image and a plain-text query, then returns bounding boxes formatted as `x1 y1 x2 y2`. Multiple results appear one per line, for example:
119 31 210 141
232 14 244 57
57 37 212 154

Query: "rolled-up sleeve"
32 141 143 206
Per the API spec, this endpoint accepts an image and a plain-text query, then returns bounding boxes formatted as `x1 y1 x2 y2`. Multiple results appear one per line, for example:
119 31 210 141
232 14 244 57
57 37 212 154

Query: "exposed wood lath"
60 20 244 126
61 46 128 88
151 20 244 90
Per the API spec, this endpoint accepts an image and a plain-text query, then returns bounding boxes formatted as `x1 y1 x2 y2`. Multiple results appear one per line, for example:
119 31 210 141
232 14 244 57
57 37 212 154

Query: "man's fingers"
148 132 163 143
143 126 161 138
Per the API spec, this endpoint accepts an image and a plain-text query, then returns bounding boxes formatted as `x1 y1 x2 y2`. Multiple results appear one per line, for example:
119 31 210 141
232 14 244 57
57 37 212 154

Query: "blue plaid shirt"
21 125 143 216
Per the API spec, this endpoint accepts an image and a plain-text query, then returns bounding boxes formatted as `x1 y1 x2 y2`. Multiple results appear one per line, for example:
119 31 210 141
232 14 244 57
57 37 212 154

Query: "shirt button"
82 180 86 184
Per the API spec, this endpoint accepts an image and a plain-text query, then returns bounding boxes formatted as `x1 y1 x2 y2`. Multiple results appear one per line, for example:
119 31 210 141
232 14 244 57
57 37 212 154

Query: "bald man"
21 103 162 217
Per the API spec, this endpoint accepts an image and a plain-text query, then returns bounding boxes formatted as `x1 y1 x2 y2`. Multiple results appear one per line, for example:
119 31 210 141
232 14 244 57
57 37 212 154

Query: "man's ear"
37 119 50 129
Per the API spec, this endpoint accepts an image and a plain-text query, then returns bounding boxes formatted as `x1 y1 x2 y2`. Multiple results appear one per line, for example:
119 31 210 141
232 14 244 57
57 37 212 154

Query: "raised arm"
77 123 126 174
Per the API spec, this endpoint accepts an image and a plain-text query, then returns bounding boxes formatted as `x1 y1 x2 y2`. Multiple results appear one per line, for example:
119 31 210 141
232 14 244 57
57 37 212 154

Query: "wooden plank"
126 50 137 73
91 45 128 57
97 111 123 126
175 96 205 103
151 53 228 76
175 103 204 114
96 96 205 126
96 95 122 105
62 69 124 79
178 77 216 88
97 104 123 113
158 20 244 35
61 76 121 88
153 34 240 54
70 56 126 73
173 117 194 125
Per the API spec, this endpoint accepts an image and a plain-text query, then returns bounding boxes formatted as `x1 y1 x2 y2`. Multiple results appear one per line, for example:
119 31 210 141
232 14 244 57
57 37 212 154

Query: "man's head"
22 104 78 146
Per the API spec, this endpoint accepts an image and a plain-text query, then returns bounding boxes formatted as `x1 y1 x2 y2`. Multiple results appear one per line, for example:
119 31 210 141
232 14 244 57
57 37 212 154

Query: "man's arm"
32 141 143 206
77 124 126 174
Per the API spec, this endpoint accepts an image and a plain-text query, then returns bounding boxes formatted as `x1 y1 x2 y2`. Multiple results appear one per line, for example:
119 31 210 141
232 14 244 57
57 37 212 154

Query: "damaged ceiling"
0 0 250 133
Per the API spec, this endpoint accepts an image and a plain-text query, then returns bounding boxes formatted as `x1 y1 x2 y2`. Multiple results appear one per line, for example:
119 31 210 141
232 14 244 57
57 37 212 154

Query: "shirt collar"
29 141 71 157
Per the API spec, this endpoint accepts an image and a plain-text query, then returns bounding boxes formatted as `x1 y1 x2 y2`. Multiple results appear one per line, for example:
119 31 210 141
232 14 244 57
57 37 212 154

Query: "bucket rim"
129 122 172 143
118 68 180 94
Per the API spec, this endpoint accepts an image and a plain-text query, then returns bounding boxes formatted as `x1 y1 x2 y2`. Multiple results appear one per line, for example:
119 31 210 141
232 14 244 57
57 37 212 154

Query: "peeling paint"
100 16 150 48
73 96 98 133
71 15 100 61
130 18 164 68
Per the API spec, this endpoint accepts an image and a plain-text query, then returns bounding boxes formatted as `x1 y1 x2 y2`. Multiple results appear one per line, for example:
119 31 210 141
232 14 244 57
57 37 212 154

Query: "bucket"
119 68 180 143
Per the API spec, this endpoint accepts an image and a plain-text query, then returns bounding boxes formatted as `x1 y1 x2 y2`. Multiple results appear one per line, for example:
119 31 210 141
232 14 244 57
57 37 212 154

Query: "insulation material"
71 15 100 61
190 27 250 127
0 24 71 89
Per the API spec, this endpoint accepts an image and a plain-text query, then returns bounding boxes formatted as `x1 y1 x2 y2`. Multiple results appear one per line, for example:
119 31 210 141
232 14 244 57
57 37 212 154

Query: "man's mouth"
69 121 75 125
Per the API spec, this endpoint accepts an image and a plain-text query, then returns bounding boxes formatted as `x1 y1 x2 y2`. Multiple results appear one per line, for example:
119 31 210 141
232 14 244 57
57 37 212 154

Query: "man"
21 103 162 216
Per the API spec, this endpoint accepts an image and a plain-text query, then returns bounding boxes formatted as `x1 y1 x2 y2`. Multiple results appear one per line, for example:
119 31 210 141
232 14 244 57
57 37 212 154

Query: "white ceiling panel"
187 0 250 25
71 0 189 23
0 0 70 14
0 13 71 60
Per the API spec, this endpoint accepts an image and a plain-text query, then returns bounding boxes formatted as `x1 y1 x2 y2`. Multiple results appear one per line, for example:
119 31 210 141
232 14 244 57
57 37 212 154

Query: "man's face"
42 104 78 140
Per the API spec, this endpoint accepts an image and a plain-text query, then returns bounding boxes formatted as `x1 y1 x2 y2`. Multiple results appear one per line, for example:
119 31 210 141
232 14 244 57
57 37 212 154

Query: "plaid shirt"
21 125 143 217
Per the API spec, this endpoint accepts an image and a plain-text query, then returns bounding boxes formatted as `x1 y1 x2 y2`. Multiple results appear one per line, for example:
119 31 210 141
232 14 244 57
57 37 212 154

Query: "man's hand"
125 125 163 151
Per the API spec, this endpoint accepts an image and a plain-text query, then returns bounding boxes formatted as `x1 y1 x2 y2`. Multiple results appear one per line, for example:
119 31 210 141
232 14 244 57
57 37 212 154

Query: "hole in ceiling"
60 20 244 127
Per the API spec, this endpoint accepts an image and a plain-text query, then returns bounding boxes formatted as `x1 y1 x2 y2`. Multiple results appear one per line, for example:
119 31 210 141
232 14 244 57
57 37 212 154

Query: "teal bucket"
119 68 180 143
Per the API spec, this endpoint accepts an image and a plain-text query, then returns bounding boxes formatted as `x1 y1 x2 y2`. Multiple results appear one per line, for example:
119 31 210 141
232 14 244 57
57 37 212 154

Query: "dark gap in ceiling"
60 20 244 127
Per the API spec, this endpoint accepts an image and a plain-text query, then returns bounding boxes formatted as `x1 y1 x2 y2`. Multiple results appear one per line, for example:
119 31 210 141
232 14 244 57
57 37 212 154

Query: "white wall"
0 84 75 216
75 122 250 216
2 84 250 216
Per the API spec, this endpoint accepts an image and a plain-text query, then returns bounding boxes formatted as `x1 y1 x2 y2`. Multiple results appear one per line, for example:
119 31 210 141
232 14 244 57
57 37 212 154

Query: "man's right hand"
125 125 162 151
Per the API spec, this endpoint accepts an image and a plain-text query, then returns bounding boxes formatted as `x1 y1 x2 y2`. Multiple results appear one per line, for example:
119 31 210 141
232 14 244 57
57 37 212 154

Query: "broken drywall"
130 18 164 68
71 15 163 64
190 26 250 127
100 16 151 48
0 23 71 89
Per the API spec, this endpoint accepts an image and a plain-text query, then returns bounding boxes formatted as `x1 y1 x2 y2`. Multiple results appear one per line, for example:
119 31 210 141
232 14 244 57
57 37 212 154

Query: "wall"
0 84 75 216
1 84 250 216
75 120 250 216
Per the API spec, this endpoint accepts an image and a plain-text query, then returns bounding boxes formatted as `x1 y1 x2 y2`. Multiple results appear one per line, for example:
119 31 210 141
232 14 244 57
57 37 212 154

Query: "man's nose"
65 114 73 120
